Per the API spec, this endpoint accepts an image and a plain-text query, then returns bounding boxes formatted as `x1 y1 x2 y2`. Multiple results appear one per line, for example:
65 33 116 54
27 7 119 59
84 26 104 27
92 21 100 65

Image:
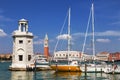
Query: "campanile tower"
44 34 49 58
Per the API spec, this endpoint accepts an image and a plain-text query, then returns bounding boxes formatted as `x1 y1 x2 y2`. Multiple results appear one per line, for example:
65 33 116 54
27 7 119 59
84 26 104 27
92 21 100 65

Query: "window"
56 54 58 56
19 55 23 61
73 55 74 57
59 54 61 56
28 40 31 44
19 40 23 44
28 55 31 61
69 54 71 56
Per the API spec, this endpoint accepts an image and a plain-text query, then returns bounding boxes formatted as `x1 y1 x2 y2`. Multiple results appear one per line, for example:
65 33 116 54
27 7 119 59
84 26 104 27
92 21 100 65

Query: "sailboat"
50 8 82 72
81 3 104 73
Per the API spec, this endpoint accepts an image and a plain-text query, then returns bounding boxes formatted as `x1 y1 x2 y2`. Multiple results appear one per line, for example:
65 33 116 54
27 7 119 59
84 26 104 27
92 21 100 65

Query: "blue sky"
0 0 120 54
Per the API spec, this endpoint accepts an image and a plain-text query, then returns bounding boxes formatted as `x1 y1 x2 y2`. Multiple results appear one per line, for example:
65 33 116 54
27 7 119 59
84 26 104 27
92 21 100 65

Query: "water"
0 62 120 80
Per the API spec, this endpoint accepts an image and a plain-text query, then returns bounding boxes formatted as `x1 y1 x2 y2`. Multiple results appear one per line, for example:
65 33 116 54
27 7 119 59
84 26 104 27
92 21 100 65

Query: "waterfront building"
53 51 81 60
44 34 49 58
0 54 11 60
108 52 120 61
9 19 34 70
96 52 109 61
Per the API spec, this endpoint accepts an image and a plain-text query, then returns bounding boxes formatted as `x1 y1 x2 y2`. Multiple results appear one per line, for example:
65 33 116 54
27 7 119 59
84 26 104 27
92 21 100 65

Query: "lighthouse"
44 34 49 58
9 19 34 70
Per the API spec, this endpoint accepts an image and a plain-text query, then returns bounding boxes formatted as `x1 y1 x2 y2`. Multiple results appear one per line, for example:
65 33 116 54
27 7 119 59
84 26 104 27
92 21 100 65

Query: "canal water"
0 62 120 80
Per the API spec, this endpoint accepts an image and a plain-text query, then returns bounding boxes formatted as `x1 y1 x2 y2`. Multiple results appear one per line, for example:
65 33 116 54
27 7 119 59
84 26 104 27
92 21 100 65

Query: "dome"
19 18 28 22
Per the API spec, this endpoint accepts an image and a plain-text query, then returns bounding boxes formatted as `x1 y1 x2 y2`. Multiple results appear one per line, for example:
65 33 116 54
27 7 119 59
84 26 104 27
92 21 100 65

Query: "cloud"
118 38 120 41
33 39 43 45
0 15 13 22
72 30 120 37
110 21 120 25
95 30 120 36
96 38 111 43
34 35 39 39
0 29 7 37
56 34 72 40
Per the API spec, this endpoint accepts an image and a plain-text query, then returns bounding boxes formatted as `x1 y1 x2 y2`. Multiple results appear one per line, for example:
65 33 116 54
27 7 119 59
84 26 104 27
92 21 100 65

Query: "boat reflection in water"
11 71 33 80
53 72 82 80
10 70 120 80
53 71 120 80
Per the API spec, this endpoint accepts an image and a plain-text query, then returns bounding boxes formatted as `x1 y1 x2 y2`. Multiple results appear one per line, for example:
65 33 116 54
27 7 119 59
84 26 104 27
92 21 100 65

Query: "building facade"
96 52 109 61
108 52 120 61
53 51 81 60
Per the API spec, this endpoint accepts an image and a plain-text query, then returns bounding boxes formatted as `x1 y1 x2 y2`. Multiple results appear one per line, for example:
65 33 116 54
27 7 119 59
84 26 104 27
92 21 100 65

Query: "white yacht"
103 64 120 74
35 55 51 70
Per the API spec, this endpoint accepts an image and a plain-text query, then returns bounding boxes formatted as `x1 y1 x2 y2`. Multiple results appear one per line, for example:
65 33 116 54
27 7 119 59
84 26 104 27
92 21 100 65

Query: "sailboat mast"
67 8 71 64
68 8 71 52
91 3 95 59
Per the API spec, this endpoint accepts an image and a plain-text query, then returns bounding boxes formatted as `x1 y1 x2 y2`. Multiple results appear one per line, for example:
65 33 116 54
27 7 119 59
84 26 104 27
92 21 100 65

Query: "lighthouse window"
28 40 31 43
19 40 23 44
28 55 31 61
19 55 23 61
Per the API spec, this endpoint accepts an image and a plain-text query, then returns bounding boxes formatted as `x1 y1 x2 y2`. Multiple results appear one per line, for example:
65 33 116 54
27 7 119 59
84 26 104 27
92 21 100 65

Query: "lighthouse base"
9 63 35 71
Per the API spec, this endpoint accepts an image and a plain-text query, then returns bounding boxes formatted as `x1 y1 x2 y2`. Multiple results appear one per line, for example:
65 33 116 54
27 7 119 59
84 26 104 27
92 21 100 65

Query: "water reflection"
10 71 120 80
11 71 34 80
53 72 82 80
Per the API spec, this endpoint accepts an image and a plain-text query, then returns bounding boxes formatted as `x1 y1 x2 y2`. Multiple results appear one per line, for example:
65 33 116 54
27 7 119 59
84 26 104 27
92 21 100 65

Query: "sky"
0 0 120 55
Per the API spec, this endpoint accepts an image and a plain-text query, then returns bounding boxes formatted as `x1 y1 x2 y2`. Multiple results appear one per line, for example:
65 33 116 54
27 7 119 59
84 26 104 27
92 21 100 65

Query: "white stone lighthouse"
9 19 34 70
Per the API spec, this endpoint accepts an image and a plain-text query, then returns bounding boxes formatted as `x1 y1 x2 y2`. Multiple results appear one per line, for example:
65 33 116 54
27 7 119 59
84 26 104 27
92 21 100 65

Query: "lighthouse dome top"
19 18 28 22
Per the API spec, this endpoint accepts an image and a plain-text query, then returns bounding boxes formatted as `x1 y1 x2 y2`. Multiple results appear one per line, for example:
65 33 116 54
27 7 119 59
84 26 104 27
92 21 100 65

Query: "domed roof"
19 18 28 22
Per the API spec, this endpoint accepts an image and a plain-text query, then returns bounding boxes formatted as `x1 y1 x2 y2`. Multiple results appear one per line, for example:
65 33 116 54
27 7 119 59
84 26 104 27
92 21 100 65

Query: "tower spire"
45 33 48 41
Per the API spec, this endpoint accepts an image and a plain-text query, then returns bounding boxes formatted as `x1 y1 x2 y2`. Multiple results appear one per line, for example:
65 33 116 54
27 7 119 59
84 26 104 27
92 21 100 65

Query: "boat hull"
50 65 82 72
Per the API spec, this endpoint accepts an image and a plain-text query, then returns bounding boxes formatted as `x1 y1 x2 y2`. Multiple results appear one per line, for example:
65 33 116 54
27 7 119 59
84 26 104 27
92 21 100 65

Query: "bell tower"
9 19 34 70
44 34 49 58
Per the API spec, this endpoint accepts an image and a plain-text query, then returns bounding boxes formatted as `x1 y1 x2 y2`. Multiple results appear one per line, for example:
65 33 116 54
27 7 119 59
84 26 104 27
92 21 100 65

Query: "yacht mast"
67 8 71 64
91 3 95 59
68 8 71 52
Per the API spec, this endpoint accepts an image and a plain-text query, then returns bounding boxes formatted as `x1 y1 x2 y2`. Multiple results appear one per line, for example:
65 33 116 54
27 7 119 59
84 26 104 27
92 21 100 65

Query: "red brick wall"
44 47 49 58
108 52 120 61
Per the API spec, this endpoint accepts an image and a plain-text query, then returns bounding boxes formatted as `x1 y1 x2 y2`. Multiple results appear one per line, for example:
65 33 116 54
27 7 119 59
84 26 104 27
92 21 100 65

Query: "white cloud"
86 48 92 51
56 34 72 40
118 38 120 41
96 38 111 43
72 30 120 37
95 30 120 36
34 35 39 39
49 39 54 42
33 39 43 45
110 21 120 25
0 29 7 37
0 15 13 22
